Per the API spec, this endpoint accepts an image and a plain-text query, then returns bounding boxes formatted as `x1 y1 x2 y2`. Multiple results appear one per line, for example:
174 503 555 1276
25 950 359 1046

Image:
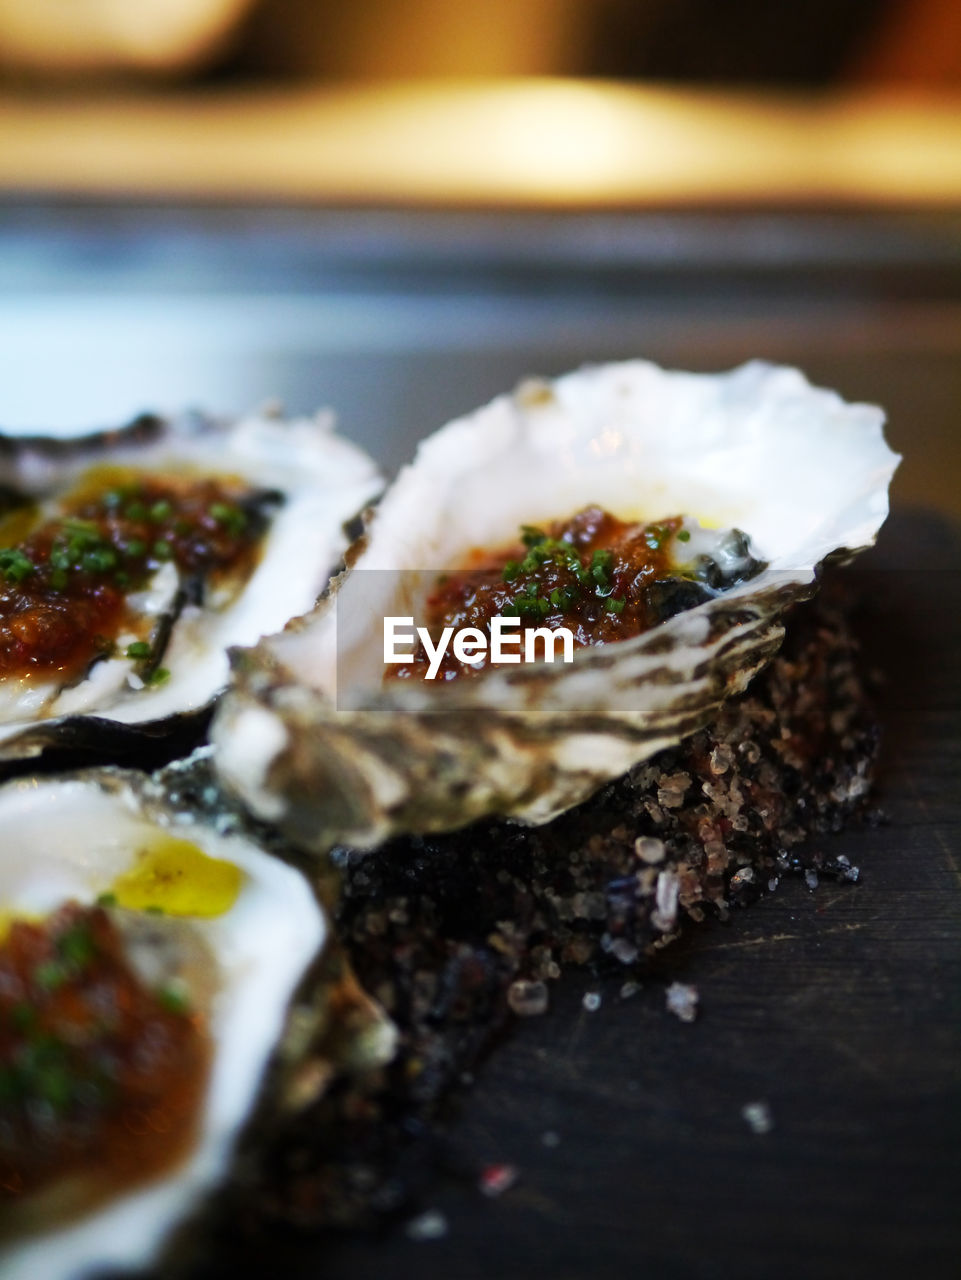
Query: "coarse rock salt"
479 1164 519 1197
652 869 680 932
611 938 639 964
666 981 699 1023
507 979 549 1017
405 1210 449 1241
741 1101 774 1134
657 771 691 809
634 835 666 864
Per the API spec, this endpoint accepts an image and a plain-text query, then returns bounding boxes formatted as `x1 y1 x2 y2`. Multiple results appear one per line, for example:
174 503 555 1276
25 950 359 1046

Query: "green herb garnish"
157 986 191 1016
34 960 67 991
57 922 96 970
0 547 35 583
211 503 247 536
81 546 117 574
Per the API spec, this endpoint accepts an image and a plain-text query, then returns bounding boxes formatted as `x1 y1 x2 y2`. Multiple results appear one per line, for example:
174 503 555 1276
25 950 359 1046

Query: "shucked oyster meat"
212 360 899 851
0 408 381 761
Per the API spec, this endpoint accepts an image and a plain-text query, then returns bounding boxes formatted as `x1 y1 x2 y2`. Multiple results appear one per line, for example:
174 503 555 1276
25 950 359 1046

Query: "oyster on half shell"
0 769 331 1280
0 764 398 1279
211 360 899 852
0 407 382 762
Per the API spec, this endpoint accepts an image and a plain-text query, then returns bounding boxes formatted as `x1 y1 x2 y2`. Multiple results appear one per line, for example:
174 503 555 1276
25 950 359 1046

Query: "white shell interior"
0 409 382 745
0 775 326 1280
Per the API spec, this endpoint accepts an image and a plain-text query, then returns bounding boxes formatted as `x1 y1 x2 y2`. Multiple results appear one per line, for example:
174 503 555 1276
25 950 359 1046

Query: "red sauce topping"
389 506 686 682
0 903 209 1229
0 472 268 684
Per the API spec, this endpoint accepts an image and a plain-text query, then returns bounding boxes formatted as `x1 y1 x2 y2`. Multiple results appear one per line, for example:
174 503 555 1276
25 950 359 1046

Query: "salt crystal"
405 1210 448 1241
804 868 819 891
479 1164 519 1197
619 980 642 999
507 979 549 1017
654 870 680 930
665 981 699 1023
634 836 666 864
611 938 639 965
582 991 602 1012
741 1101 774 1134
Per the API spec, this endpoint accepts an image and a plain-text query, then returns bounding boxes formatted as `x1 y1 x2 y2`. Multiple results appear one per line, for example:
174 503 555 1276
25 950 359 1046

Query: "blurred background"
1 0 960 85
0 0 959 512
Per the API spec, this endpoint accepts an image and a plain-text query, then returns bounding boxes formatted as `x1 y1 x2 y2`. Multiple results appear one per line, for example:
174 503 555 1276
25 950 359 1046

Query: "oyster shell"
0 767 328 1279
211 360 899 852
0 407 382 762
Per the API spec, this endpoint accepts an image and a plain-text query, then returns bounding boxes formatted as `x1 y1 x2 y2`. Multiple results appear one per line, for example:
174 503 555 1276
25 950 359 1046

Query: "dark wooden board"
197 511 958 1280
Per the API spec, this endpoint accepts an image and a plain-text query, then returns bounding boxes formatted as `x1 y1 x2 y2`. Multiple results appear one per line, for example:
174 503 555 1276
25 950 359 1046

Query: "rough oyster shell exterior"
211 360 899 852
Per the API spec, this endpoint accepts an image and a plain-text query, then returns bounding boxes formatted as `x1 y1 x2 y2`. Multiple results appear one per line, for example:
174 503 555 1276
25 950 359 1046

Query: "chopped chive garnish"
125 641 152 660
96 892 118 908
82 546 117 573
125 501 147 521
606 597 626 614
152 540 172 561
157 986 191 1016
211 503 247 535
147 667 171 687
34 961 67 991
0 548 35 583
57 923 96 970
10 1002 36 1033
149 500 172 521
123 538 146 558
676 529 691 542
501 559 520 582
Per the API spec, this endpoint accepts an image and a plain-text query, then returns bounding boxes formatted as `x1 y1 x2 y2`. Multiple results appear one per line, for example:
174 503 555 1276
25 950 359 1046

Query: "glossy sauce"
0 468 270 684
0 903 209 1230
389 506 685 682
